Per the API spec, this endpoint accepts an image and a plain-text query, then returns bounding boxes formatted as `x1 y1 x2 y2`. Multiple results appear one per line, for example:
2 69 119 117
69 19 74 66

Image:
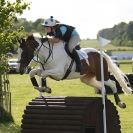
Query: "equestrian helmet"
42 16 56 27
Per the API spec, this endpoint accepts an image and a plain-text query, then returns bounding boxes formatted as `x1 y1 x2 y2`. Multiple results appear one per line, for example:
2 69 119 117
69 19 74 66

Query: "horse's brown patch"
82 52 109 81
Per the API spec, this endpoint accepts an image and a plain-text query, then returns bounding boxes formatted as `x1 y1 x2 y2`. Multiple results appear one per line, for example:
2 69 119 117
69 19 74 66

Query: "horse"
17 33 132 109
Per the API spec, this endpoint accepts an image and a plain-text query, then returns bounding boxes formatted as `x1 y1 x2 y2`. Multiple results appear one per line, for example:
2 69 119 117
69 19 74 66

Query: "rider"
42 16 89 74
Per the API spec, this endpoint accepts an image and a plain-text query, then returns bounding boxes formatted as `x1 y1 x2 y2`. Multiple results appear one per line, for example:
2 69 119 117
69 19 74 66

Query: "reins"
33 37 74 79
33 38 53 69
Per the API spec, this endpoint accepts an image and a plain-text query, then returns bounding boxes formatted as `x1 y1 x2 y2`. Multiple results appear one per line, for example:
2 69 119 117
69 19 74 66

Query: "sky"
20 0 133 39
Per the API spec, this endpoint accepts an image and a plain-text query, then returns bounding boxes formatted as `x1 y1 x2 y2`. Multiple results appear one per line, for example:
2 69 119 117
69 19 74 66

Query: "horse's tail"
103 52 132 94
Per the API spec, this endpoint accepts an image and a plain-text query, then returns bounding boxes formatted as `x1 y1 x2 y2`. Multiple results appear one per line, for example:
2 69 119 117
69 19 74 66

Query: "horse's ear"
18 39 22 44
18 38 25 43
22 38 26 44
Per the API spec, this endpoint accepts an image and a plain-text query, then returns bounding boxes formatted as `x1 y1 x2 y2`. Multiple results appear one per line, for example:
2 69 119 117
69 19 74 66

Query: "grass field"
0 63 133 133
1 39 133 132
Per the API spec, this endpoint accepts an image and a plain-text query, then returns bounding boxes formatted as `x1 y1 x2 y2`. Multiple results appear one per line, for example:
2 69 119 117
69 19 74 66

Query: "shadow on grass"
0 122 21 133
0 107 21 133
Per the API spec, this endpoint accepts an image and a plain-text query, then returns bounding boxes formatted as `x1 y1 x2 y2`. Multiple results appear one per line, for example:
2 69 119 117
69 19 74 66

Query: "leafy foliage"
13 18 45 34
0 0 29 71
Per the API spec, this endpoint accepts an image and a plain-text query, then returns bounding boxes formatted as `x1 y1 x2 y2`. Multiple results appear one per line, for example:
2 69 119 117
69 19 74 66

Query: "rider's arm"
49 26 67 44
47 26 67 44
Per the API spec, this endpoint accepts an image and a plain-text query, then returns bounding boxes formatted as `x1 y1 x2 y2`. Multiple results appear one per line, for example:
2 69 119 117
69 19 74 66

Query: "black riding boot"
72 49 81 73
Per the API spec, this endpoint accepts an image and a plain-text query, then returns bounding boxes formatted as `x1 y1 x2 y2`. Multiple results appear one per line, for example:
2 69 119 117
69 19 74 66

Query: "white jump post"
98 36 111 133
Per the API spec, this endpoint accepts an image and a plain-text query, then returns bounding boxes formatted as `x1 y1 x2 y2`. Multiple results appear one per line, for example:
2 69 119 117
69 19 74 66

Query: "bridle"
19 45 33 66
19 35 75 79
33 37 54 69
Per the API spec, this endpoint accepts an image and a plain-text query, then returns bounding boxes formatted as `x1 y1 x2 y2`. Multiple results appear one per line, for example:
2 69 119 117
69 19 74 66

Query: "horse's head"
18 35 39 74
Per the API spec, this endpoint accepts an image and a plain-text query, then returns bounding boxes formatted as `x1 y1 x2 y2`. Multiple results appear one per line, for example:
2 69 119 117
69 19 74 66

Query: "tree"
127 21 133 40
0 0 29 121
0 0 29 71
32 18 45 33
98 21 133 47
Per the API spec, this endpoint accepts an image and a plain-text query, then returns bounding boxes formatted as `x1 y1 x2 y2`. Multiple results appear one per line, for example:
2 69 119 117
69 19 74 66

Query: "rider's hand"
41 38 48 43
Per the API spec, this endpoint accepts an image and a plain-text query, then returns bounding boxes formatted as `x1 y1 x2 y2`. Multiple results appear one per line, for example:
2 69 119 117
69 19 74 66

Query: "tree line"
16 19 133 47
1 0 133 57
13 18 45 34
98 21 133 47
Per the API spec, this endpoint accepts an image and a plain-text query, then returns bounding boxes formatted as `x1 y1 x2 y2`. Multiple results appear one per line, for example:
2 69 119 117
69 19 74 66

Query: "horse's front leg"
29 68 51 93
40 77 51 93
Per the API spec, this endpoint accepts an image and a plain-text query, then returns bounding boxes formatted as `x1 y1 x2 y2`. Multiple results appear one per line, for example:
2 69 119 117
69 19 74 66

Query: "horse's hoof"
118 102 126 109
39 87 52 93
44 87 52 93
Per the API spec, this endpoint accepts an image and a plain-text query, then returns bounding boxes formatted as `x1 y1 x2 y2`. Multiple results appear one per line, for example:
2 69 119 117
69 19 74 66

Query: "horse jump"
18 34 132 108
21 96 121 133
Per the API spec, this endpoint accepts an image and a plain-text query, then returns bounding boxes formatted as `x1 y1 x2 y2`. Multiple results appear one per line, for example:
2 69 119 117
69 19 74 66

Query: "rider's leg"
72 48 89 74
68 36 89 74
66 36 81 72
68 35 81 53
68 35 88 60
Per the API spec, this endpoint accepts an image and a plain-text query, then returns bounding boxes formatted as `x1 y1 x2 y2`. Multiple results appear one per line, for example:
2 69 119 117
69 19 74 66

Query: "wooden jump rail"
21 96 121 133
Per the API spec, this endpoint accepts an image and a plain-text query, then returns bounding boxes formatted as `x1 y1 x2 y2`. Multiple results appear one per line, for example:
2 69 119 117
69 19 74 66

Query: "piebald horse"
17 33 132 108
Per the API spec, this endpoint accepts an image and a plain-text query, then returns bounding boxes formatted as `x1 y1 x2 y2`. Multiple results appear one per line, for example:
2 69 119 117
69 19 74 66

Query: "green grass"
0 63 133 133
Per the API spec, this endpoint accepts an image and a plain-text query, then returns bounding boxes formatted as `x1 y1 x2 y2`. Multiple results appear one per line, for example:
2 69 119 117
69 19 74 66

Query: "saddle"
64 44 89 75
72 49 89 75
